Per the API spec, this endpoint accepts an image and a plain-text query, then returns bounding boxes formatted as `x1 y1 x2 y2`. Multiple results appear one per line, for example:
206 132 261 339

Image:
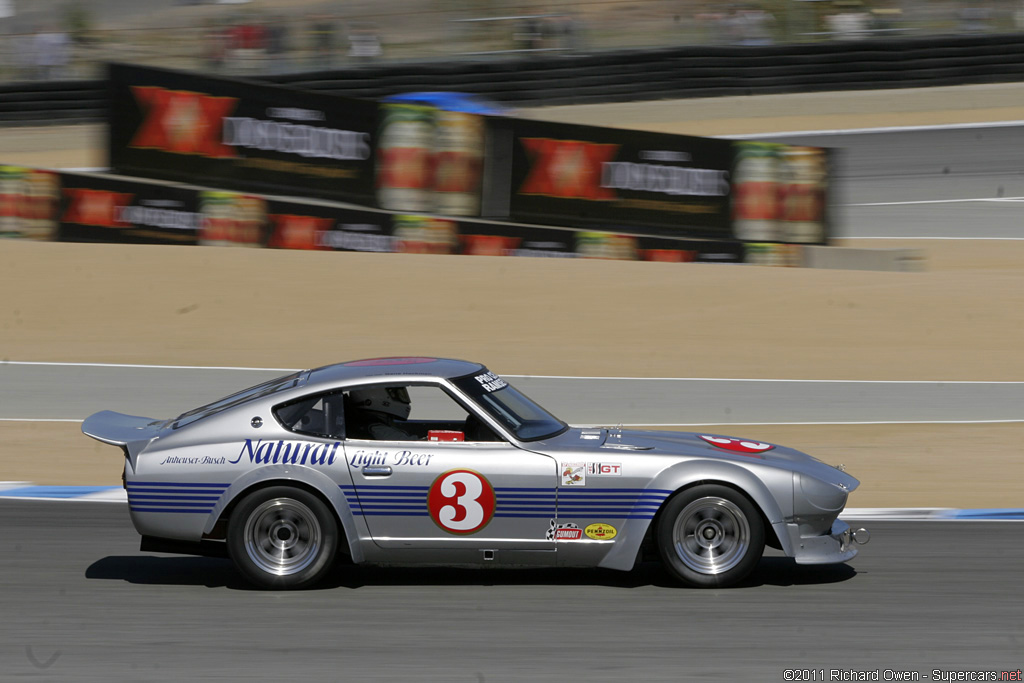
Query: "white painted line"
575 419 1024 427
5 418 1024 426
0 360 298 372
4 360 1024 384
841 508 952 520
848 236 1024 241
849 197 1024 207
515 375 1024 384
720 119 1024 139
78 489 128 503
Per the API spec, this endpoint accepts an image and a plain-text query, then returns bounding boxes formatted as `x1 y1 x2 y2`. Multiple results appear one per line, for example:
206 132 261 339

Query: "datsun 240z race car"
82 357 868 589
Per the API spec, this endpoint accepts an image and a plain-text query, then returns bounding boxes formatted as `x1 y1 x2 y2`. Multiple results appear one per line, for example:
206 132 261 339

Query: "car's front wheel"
227 486 338 589
657 484 765 588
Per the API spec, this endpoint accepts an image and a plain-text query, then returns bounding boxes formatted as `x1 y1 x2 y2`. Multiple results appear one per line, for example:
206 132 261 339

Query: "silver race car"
82 357 868 589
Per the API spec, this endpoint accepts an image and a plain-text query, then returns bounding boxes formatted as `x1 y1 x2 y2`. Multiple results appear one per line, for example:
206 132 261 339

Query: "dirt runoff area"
3 83 1024 508
2 239 1024 509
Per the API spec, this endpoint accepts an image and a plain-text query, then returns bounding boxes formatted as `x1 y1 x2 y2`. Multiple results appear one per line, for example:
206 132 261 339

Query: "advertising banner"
198 190 269 247
731 142 832 245
0 166 60 240
319 212 744 263
375 104 485 217
57 173 202 245
108 63 378 207
496 118 734 240
50 164 744 263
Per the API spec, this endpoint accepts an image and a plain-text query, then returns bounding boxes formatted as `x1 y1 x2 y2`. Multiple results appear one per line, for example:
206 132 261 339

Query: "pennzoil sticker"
561 462 586 487
585 523 617 540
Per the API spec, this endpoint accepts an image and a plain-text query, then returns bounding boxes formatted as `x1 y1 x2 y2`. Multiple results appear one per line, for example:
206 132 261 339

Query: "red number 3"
428 469 496 534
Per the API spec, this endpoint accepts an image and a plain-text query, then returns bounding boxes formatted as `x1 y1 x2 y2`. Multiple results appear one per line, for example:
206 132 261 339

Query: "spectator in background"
32 25 70 80
347 22 382 63
308 14 335 69
227 15 267 74
726 5 775 46
826 0 874 40
558 13 582 51
514 16 542 52
958 2 992 33
265 17 290 73
202 19 229 72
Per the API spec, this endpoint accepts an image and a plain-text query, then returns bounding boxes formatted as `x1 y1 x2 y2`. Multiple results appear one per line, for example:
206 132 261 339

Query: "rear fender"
205 465 365 564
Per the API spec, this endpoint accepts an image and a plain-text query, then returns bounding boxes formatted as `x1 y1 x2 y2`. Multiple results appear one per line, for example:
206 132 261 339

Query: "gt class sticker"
698 435 774 456
587 462 621 476
428 469 496 534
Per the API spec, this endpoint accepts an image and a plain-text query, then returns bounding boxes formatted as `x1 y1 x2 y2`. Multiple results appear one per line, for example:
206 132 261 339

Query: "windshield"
452 370 566 441
172 371 304 428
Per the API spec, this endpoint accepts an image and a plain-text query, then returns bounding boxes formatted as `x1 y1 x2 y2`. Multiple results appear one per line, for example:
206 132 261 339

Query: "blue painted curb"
0 485 118 498
946 508 1024 521
0 484 124 502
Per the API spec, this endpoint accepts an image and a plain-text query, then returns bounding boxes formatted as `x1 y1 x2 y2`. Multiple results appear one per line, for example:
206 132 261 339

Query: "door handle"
362 465 393 477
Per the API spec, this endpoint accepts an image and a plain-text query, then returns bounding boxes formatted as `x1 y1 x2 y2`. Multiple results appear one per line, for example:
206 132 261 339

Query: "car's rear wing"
81 410 163 454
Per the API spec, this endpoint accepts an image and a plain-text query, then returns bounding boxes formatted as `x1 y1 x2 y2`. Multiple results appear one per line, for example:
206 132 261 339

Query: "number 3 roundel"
428 469 496 535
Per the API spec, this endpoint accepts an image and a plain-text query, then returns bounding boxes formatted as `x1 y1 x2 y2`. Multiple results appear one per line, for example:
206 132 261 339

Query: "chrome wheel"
243 498 322 577
672 496 751 576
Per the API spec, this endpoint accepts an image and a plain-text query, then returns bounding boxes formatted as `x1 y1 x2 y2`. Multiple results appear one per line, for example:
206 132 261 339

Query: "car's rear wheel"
227 486 338 590
657 485 764 588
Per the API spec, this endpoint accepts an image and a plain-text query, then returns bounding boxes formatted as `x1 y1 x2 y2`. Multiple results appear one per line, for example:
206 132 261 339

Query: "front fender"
597 459 794 571
205 464 365 564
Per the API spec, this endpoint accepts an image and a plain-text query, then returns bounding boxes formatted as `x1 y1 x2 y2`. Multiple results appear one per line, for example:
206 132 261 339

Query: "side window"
343 383 502 443
274 391 346 439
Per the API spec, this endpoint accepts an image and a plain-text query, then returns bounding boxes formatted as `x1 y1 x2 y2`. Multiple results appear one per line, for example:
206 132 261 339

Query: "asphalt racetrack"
771 125 1024 239
5 362 1024 425
3 500 1021 681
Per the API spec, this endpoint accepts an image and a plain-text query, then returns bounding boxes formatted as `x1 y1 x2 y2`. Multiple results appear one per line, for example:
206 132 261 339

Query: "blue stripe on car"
127 482 228 514
339 484 669 519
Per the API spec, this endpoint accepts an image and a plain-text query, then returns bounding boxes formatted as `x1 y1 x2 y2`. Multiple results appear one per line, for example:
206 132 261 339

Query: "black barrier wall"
11 34 1024 125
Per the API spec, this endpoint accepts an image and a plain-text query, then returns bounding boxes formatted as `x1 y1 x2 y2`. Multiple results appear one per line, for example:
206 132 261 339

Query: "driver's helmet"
349 386 411 420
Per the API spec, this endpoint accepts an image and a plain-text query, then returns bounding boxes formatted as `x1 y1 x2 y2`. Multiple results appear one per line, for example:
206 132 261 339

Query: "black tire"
227 486 338 590
657 484 765 588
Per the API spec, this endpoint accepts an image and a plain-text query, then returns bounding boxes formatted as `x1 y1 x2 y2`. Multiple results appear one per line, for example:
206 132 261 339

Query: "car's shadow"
85 554 856 591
